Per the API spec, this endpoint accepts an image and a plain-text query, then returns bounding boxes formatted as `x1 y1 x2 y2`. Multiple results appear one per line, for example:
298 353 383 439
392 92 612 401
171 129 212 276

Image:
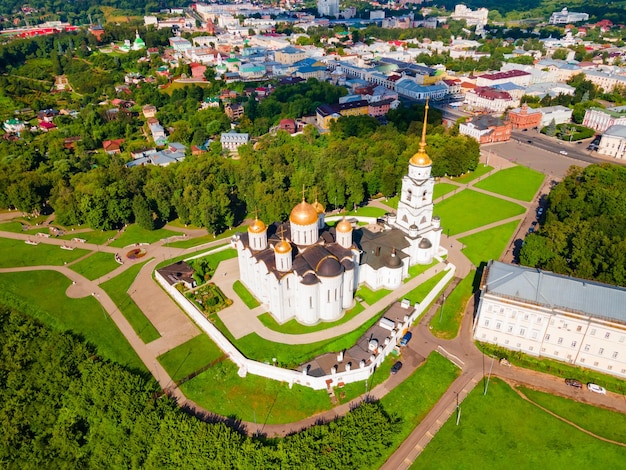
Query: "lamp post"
439 294 446 323
484 355 495 396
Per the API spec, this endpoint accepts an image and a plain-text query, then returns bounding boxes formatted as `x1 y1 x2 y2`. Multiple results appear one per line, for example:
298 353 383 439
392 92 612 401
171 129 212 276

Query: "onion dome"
385 248 402 268
419 238 432 249
336 217 353 233
248 217 266 234
316 255 342 277
290 200 318 225
312 198 325 214
274 239 292 254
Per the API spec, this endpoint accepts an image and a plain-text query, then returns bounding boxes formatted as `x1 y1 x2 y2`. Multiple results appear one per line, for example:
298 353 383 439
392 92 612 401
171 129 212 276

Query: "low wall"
155 255 456 391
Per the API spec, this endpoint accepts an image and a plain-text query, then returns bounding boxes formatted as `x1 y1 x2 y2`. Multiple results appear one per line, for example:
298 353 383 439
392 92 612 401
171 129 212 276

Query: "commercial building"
598 125 626 159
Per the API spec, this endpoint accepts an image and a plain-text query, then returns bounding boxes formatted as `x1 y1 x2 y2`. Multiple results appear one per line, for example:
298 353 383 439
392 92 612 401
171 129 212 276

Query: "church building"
232 102 442 325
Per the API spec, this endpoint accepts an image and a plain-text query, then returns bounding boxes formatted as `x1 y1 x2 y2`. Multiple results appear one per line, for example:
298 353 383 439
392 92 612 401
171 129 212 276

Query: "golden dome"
290 200 318 225
410 150 432 167
336 217 352 233
248 217 266 234
274 239 292 254
312 198 325 214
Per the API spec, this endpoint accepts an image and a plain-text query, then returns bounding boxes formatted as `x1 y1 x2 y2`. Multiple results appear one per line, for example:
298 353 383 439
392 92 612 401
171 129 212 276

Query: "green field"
433 182 458 200
100 261 161 343
429 273 476 340
0 237 90 267
0 270 145 371
68 251 121 281
158 334 224 383
59 229 118 245
433 190 525 236
370 352 460 469
459 220 520 267
233 280 260 309
258 302 365 335
109 224 179 248
414 378 626 469
449 165 493 183
356 285 391 305
402 271 448 306
0 221 50 234
474 166 545 202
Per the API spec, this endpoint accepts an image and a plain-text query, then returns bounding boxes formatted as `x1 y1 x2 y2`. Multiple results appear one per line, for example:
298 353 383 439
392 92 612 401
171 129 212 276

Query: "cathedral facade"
232 102 442 325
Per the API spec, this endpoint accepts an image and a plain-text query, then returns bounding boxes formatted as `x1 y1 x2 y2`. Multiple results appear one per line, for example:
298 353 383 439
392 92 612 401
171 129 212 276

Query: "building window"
554 351 559 356
558 337 563 344
508 325 513 333
505 339 509 345
577 325 582 332
529 346 534 351
520 328 526 336
484 319 490 327
524 314 529 321
517 343 521 348
541 348 546 352
620 336 625 343
599 348 604 355
532 330 538 339
309 297 312 308
536 317 542 324
327 291 330 303
590 329 596 335
584 344 590 351
496 322 501 330
571 341 577 348
613 351 619 359
580 357 585 363
493 336 498 342
608 365 613 371
482 334 486 339
545 334 550 341
550 319 555 326
605 332 610 339
594 362 599 367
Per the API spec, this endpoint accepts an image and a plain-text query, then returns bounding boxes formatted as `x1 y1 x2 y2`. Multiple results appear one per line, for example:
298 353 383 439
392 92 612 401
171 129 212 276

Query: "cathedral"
232 103 442 325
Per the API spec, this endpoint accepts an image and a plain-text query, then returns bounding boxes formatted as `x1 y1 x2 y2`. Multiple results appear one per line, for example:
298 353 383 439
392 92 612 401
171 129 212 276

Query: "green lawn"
258 302 365 334
233 280 260 309
341 206 387 218
382 196 399 210
433 190 526 236
414 378 626 469
0 237 90 267
429 273 476 340
191 248 238 271
402 271 447 306
213 312 381 368
0 270 145 371
166 234 216 249
459 220 519 267
109 224 179 248
433 182 458 200
68 252 121 281
449 165 493 183
474 165 545 202
356 285 391 305
520 386 626 443
59 229 118 245
0 221 50 234
100 261 161 343
157 334 224 383
370 352 460 469
406 260 437 281
181 361 337 424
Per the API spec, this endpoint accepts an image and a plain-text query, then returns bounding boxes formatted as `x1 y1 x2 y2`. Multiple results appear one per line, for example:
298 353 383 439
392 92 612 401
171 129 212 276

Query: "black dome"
317 256 342 277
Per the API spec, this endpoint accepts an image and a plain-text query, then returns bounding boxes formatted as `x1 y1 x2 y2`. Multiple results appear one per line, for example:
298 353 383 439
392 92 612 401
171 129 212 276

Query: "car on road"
559 150 568 155
565 378 583 388
390 361 403 375
531 221 538 226
527 140 533 144
587 383 607 394
537 207 544 216
400 332 412 346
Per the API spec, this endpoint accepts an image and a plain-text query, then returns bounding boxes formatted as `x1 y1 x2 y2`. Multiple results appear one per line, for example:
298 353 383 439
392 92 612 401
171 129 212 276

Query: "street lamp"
484 355 495 396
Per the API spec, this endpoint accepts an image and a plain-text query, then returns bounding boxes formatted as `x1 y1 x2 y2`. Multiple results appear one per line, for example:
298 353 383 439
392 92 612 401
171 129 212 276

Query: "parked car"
400 332 412 346
587 383 606 395
390 361 403 375
559 150 568 155
537 207 544 216
565 378 583 388
528 227 534 233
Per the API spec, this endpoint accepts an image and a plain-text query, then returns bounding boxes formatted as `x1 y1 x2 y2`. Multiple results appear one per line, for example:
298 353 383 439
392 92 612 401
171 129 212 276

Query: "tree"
132 194 154 230
545 119 557 137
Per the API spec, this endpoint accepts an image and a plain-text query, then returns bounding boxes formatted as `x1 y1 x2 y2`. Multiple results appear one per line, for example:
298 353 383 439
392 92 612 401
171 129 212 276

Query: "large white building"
583 106 626 133
451 4 488 28
233 105 442 325
317 0 339 18
549 8 589 24
474 261 626 379
598 125 626 159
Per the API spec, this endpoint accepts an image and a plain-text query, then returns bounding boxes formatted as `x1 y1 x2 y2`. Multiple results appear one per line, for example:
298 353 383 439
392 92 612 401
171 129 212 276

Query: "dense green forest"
520 164 626 287
0 305 400 468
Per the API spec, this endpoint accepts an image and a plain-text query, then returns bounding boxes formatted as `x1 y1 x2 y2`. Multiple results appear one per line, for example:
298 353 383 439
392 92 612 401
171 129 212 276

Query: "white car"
587 383 606 395
559 150 568 155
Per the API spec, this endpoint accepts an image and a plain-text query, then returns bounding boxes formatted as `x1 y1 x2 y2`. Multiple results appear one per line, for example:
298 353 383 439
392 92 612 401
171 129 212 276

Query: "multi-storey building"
583 106 626 133
474 261 626 379
598 125 626 159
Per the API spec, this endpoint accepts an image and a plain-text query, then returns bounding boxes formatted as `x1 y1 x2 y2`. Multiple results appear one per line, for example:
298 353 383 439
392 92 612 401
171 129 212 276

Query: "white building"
539 105 573 127
451 4 488 27
220 131 249 151
464 87 519 114
476 70 532 88
598 125 626 159
583 106 626 133
317 0 339 18
474 260 626 379
583 70 626 93
549 8 589 24
233 105 442 325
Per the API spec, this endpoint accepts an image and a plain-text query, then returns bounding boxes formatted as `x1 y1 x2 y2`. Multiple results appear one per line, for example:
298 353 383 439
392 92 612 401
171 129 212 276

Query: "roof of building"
603 125 626 138
482 260 626 324
479 69 531 81
467 115 508 130
471 87 513 101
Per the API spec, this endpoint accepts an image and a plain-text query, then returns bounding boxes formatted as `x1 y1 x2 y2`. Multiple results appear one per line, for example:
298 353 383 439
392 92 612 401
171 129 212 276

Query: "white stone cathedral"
232 102 442 325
